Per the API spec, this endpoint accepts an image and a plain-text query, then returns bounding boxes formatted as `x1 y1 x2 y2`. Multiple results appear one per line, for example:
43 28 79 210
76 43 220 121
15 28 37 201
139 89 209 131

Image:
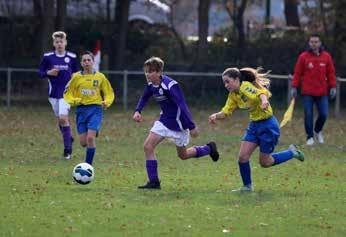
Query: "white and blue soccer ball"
72 163 94 185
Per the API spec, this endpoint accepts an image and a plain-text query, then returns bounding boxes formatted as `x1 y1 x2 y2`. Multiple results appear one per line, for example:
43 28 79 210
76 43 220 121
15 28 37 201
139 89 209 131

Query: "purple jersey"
38 51 79 98
135 75 196 131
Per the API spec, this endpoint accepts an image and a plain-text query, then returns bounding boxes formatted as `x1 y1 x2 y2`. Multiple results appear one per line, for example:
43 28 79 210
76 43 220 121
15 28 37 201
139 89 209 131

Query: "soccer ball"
72 163 94 185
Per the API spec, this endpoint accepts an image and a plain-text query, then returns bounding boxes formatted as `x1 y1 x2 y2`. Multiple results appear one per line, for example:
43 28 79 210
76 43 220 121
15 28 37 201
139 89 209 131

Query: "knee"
178 153 188 160
319 112 328 120
259 159 272 168
58 118 67 125
87 136 95 146
143 142 154 154
238 154 250 163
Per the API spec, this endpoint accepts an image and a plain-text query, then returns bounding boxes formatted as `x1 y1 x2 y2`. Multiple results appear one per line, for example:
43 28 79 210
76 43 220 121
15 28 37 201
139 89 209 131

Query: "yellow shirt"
64 71 115 107
221 81 273 121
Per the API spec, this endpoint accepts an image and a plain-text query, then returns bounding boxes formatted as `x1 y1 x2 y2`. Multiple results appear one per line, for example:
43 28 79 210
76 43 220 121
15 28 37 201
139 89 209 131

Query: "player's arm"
133 86 153 122
169 84 196 130
71 56 79 73
135 86 153 113
240 82 269 102
38 56 59 78
209 94 236 124
38 56 49 78
100 76 115 108
63 75 81 106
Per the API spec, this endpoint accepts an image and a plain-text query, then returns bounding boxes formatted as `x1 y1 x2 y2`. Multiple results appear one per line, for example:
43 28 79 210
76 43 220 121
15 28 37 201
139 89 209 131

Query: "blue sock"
146 160 159 182
238 161 252 186
194 145 211 158
85 147 96 165
272 150 293 166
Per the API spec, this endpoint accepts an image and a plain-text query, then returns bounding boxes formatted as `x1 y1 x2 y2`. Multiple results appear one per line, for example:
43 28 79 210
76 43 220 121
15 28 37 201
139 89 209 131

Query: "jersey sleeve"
326 53 336 88
135 85 153 113
240 81 270 102
38 56 49 78
71 57 79 73
169 84 196 130
100 75 115 108
63 74 81 106
292 54 304 88
221 93 237 116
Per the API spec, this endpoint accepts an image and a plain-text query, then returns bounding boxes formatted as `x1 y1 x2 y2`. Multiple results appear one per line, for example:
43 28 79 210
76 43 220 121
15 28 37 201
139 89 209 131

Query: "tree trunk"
196 0 210 64
112 0 130 69
334 1 346 66
284 0 300 27
235 0 247 49
33 0 55 56
56 0 67 30
265 0 271 25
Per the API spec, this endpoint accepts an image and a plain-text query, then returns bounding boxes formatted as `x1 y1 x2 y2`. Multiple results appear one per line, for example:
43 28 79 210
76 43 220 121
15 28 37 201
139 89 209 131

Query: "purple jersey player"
133 57 220 189
38 31 79 159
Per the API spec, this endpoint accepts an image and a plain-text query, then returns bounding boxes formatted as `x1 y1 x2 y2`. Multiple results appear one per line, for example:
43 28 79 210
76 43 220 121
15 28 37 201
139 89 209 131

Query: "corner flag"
280 98 295 128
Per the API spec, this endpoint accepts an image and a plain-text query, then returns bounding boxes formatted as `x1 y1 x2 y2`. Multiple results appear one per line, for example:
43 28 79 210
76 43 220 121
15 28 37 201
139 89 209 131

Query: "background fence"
1 68 345 116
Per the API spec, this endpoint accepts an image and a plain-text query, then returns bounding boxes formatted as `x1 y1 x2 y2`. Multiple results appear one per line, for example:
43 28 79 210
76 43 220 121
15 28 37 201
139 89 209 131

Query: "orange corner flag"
280 98 295 128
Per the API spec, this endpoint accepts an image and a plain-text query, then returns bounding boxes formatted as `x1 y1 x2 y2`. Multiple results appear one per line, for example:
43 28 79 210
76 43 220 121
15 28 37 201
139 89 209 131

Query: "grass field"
0 106 345 237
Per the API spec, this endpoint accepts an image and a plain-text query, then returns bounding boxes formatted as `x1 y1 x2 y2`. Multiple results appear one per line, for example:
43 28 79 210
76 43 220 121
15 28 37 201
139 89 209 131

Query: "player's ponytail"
240 67 271 92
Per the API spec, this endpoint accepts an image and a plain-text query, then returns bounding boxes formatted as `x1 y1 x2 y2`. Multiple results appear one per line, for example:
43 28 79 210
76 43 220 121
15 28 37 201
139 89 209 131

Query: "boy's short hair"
52 31 67 40
143 57 164 72
81 51 94 61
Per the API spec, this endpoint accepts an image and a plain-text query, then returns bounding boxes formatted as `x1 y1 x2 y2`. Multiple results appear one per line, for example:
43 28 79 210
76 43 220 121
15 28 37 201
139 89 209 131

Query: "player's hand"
330 88 336 99
47 68 59 76
133 111 142 122
101 101 108 110
190 127 199 138
208 113 218 124
261 100 269 110
290 88 297 98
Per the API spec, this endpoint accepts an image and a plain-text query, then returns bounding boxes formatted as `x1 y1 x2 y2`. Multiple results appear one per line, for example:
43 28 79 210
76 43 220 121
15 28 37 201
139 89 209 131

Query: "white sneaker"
306 137 314 146
232 185 254 192
314 132 324 144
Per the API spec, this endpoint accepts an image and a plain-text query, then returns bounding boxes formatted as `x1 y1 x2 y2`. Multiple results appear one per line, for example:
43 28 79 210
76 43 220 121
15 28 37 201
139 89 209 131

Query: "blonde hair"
52 31 67 40
240 67 271 93
143 57 164 72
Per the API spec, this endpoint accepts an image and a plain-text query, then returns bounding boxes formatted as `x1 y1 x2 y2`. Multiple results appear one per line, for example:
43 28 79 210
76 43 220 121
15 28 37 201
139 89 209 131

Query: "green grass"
0 106 345 237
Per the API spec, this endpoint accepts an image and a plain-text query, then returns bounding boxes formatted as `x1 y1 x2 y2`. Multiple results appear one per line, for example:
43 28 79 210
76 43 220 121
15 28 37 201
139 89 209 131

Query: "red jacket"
292 50 336 96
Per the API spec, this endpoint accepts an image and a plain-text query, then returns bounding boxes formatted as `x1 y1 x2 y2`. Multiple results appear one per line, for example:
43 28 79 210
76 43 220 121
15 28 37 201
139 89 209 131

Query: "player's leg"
314 95 328 143
85 129 97 165
232 141 257 192
302 95 315 145
174 128 219 161
84 105 103 165
232 120 259 192
138 131 164 189
259 116 304 166
176 143 219 161
58 99 73 159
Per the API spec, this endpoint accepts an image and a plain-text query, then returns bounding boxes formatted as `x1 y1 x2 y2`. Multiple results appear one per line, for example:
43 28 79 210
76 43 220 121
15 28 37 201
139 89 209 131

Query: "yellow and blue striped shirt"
64 71 115 107
221 81 272 121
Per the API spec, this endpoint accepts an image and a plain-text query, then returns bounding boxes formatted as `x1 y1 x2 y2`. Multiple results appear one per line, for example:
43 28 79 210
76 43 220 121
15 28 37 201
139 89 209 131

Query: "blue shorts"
242 116 280 154
76 105 103 134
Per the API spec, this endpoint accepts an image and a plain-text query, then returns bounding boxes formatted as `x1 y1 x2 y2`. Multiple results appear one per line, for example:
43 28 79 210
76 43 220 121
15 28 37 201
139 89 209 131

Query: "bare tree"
33 0 55 55
284 0 300 27
223 0 248 48
334 0 346 65
56 0 67 30
196 0 211 64
112 0 130 69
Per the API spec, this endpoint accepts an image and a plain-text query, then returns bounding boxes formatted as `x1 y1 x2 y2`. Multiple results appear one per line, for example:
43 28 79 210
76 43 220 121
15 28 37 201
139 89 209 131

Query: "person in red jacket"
291 34 336 145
